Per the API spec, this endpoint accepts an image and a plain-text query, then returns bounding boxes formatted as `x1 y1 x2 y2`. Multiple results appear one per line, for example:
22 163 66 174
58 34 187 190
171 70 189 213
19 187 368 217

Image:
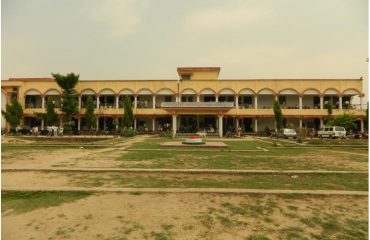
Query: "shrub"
163 130 173 138
121 128 135 137
63 121 75 135
297 137 303 143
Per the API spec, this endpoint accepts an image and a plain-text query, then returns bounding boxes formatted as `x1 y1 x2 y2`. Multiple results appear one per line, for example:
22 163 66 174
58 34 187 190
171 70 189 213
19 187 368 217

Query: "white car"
318 126 346 139
275 128 297 139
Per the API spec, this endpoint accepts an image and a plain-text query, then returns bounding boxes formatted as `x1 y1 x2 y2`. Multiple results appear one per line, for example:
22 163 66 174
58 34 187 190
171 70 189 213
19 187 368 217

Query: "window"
278 96 286 105
181 74 191 80
164 96 172 102
204 96 215 102
181 96 194 102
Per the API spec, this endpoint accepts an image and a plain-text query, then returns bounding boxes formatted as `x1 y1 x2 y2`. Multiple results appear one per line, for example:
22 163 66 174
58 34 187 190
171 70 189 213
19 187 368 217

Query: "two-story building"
1 67 366 137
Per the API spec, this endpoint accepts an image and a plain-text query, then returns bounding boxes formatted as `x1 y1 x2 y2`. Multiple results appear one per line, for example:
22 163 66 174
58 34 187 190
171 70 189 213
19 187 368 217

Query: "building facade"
1 67 366 136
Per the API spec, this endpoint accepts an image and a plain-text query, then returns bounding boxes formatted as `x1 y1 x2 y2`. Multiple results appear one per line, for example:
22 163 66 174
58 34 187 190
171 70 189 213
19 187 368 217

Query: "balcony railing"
25 103 42 109
161 102 234 108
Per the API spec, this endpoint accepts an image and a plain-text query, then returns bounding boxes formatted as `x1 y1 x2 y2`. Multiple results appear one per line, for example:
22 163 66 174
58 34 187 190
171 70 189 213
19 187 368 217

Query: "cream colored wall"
187 72 219 80
4 78 363 99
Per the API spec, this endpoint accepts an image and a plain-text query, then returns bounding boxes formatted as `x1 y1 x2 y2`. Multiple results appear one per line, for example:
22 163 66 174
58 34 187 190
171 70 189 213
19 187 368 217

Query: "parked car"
275 128 297 139
318 126 346 139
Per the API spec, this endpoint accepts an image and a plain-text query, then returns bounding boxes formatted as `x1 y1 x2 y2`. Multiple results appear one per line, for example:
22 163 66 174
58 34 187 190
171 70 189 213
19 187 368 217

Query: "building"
1 67 366 136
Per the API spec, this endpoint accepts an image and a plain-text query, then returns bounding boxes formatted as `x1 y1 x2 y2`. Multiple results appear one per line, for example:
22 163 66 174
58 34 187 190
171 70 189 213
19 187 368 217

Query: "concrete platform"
160 141 228 148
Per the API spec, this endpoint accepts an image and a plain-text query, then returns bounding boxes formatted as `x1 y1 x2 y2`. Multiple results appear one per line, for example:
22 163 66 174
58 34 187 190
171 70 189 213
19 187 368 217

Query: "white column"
360 96 363 110
274 95 278 101
59 119 63 127
197 95 200 102
218 115 223 137
115 96 119 109
96 96 100 109
254 119 258 133
299 118 303 128
215 95 219 102
299 96 302 109
152 118 156 131
134 118 137 130
320 118 324 128
320 96 323 109
176 96 179 102
78 96 81 109
96 117 99 130
134 96 137 109
339 96 342 109
235 96 239 108
236 117 239 128
172 115 177 138
254 96 258 109
41 119 44 130
116 118 119 129
78 118 81 131
41 97 45 109
152 95 156 109
360 119 364 133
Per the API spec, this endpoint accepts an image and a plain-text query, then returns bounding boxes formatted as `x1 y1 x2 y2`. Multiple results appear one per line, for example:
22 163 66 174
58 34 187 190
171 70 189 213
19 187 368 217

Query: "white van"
318 126 346 139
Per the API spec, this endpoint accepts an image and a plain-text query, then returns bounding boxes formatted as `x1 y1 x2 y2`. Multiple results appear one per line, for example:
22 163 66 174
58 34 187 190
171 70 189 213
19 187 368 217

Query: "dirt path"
2 186 367 196
2 167 366 174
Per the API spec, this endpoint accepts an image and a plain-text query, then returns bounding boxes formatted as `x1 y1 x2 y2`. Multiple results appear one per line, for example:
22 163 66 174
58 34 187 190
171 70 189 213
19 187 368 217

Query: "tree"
51 73 79 121
326 101 333 118
122 95 133 128
84 96 96 130
35 98 58 126
273 100 283 131
327 113 357 130
1 97 23 128
365 102 368 131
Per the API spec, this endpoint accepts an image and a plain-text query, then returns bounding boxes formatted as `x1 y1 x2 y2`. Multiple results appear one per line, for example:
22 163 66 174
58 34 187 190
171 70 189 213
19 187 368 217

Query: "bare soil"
2 193 367 240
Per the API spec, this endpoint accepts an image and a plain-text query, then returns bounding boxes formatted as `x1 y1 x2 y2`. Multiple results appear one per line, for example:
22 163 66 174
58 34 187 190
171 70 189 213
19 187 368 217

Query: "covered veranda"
161 102 234 137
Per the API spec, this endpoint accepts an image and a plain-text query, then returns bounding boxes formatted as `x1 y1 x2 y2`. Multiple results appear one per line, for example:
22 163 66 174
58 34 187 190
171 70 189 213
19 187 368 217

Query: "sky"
2 0 368 85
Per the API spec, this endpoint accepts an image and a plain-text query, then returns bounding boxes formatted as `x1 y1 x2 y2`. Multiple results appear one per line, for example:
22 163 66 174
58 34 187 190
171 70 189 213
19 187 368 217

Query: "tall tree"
273 100 283 131
84 96 96 130
51 73 79 121
122 95 133 128
1 97 23 128
35 97 58 126
326 101 333 118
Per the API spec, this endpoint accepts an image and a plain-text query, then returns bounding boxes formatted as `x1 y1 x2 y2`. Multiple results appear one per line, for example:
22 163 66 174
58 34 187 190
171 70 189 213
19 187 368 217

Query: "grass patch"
2 191 92 214
118 139 367 170
245 235 271 240
69 172 368 191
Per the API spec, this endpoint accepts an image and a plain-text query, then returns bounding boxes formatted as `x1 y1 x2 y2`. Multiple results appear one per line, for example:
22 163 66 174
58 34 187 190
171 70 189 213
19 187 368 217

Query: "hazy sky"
2 0 368 82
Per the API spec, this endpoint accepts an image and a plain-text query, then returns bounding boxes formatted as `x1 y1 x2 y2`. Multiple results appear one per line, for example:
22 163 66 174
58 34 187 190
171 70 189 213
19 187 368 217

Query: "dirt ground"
2 193 367 240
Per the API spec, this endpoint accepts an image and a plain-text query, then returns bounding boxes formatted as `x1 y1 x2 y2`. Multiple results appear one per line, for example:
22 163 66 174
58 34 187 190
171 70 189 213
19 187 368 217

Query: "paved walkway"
2 186 367 196
2 167 366 174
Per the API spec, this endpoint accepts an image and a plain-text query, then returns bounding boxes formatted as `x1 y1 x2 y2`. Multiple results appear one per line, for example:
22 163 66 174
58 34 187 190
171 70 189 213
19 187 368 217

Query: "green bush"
163 130 173 138
297 137 303 143
121 128 135 137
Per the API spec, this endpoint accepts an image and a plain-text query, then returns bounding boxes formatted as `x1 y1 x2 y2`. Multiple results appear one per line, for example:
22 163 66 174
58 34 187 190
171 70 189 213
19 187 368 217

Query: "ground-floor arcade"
17 114 366 136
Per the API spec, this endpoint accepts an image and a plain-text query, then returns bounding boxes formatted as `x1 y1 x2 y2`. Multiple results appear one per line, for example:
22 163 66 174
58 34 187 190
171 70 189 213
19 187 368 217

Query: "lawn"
2 191 92 214
67 172 368 191
2 136 368 240
118 138 368 171
2 192 368 240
